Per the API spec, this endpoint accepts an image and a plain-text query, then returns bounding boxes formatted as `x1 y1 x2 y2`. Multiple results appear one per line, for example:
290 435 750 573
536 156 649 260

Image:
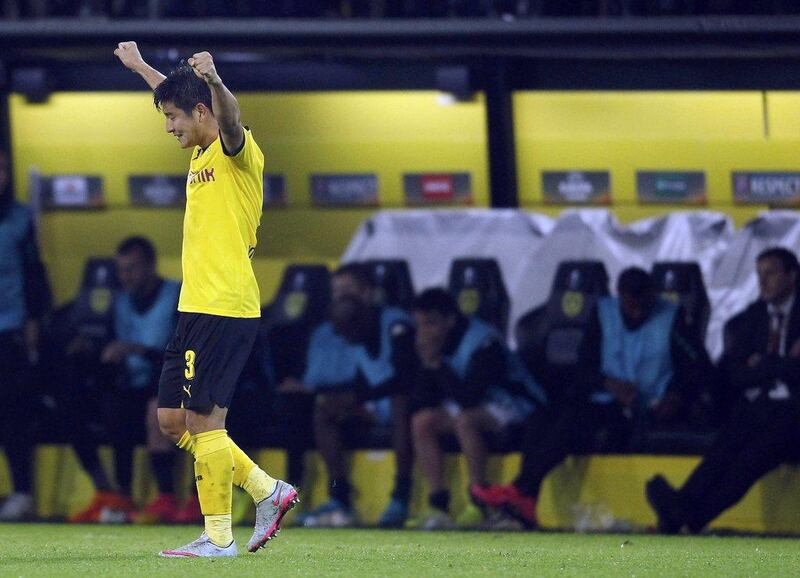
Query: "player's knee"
158 420 183 442
453 410 480 432
411 409 437 439
314 397 339 424
147 399 173 448
157 409 186 442
312 405 336 438
184 406 225 435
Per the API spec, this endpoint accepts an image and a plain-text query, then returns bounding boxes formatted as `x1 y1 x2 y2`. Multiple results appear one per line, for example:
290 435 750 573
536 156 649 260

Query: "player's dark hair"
153 63 212 116
617 267 654 299
413 288 459 317
758 247 800 275
333 262 375 289
117 236 156 266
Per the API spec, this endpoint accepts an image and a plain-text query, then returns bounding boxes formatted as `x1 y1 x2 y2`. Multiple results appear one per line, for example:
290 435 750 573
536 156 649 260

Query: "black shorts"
158 312 260 412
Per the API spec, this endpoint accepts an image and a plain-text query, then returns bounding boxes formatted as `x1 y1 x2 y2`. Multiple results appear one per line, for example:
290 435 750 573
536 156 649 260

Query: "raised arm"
187 51 244 154
114 41 166 90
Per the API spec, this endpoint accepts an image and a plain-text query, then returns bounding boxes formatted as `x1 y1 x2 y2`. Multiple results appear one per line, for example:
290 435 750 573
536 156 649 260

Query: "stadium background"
12 90 800 306
3 7 800 544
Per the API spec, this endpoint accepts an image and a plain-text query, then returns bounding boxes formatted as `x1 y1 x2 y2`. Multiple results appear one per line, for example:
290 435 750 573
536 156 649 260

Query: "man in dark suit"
646 247 800 534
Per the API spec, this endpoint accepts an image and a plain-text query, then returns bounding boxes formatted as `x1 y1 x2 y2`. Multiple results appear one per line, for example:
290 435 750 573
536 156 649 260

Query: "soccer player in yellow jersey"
114 41 298 557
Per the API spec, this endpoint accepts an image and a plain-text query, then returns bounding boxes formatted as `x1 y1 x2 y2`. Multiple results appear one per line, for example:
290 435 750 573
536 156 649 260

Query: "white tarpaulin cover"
342 209 800 359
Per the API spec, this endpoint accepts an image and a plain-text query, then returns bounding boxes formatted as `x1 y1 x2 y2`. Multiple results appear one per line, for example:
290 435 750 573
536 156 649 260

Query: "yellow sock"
205 514 232 547
229 437 277 503
192 429 233 546
177 431 195 455
179 430 276 502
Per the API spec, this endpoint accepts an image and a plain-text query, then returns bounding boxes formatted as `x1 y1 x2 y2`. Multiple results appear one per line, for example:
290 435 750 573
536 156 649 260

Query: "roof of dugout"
3 16 800 91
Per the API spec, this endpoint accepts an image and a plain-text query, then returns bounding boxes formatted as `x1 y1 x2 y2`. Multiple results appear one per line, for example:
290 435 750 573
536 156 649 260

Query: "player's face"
116 249 155 296
758 256 797 305
619 292 655 330
331 274 372 304
162 101 200 149
413 310 455 348
330 295 370 343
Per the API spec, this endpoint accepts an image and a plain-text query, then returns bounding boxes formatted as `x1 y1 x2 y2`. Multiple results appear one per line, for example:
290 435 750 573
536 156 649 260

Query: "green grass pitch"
1 524 798 577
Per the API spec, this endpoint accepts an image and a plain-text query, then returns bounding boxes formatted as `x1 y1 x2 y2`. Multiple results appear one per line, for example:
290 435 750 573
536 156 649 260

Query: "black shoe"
645 475 687 535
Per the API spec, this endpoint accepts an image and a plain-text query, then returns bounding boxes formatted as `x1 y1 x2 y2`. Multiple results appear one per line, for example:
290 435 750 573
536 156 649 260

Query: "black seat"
43 258 119 443
541 261 609 366
641 263 715 454
515 260 609 409
70 258 119 347
651 261 711 342
259 264 331 385
249 265 332 482
448 258 510 335
362 259 415 309
262 265 331 331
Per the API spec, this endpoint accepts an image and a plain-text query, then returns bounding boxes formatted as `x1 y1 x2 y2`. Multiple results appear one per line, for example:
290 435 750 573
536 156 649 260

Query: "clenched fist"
114 41 144 71
187 52 221 85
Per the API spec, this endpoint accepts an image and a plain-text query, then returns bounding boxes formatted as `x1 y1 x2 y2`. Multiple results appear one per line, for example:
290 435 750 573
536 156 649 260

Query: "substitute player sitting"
115 41 297 558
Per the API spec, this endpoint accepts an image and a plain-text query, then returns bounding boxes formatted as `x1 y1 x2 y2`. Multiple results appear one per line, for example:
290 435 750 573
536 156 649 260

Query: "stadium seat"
641 263 715 454
651 261 711 342
515 261 609 409
68 257 119 347
38 258 119 443
362 259 415 309
255 265 331 482
258 264 331 386
261 264 331 332
447 258 510 335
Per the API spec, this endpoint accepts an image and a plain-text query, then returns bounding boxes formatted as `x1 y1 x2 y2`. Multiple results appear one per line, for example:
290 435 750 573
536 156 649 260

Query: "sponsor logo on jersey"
187 167 216 185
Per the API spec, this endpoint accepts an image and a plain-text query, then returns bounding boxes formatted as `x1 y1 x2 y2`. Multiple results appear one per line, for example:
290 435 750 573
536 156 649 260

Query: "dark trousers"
679 397 800 530
60 364 149 495
0 330 34 494
515 400 632 497
314 390 413 499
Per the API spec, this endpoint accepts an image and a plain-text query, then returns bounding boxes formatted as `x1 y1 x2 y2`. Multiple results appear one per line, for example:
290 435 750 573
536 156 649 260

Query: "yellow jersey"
178 128 264 318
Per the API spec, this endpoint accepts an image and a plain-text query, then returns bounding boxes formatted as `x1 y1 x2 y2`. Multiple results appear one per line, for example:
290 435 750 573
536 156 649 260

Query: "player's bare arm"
187 51 245 154
114 41 166 90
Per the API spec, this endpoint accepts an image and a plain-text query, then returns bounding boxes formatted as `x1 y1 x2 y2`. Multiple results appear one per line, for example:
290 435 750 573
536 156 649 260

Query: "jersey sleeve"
224 126 263 171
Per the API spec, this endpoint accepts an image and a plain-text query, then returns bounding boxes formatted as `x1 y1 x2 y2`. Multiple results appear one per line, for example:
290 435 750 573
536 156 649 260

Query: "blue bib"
352 307 412 387
352 307 413 424
304 321 359 389
114 280 180 389
0 203 32 332
597 296 678 407
446 317 547 415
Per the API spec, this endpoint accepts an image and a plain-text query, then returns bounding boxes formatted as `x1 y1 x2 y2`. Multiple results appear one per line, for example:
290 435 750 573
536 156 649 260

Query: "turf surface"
0 524 798 577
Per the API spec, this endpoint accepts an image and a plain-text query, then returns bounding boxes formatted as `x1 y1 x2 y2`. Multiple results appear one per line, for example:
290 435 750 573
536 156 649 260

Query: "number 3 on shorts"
184 350 196 380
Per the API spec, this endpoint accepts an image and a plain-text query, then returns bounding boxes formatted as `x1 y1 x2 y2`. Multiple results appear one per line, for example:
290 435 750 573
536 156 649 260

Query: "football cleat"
68 492 134 524
502 485 538 529
133 493 179 525
420 509 457 531
173 494 203 525
247 480 299 552
301 498 356 529
470 484 514 509
377 498 409 529
160 532 237 558
0 493 35 522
